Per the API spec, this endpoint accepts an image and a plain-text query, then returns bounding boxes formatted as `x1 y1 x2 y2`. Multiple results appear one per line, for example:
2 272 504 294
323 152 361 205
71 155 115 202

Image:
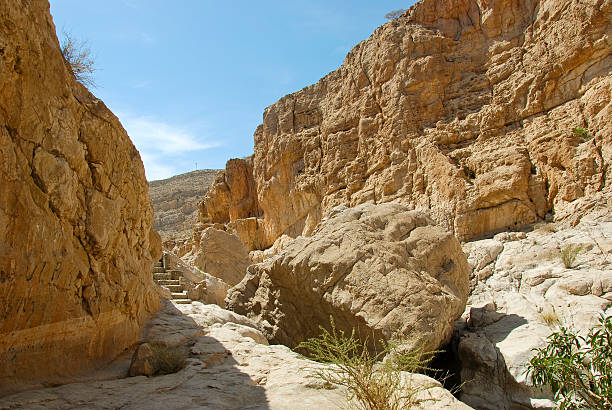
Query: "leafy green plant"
298 318 435 410
526 315 612 409
560 244 583 268
149 342 186 375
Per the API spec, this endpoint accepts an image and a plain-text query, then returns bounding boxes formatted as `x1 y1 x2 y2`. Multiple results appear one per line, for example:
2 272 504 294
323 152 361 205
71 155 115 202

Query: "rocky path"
0 300 469 409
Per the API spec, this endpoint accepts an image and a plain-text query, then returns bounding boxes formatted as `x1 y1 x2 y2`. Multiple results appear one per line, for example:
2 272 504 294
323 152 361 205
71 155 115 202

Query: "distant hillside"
149 170 219 241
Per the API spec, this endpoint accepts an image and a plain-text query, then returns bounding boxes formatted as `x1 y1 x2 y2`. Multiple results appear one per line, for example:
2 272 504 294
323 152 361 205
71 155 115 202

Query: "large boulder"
192 228 251 287
227 203 470 353
0 0 158 393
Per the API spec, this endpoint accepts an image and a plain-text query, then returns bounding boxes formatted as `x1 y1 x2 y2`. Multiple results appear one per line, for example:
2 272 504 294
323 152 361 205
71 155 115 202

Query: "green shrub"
573 127 593 140
149 342 186 375
560 244 583 268
526 315 612 409
298 318 434 410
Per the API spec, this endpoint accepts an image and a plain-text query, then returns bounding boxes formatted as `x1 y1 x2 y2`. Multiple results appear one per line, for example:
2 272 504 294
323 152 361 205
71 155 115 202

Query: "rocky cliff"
201 0 611 250
0 1 159 393
149 169 217 242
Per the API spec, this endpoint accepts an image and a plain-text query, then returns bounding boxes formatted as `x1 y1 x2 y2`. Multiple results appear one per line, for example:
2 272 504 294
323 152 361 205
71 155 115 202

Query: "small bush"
526 315 612 409
60 31 97 88
573 127 593 140
385 9 407 20
149 342 186 375
560 244 583 268
298 318 434 410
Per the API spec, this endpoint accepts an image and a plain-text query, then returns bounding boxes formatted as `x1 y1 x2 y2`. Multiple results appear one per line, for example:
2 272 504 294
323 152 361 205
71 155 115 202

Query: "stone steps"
152 260 192 304
165 284 183 292
153 273 173 281
157 279 180 286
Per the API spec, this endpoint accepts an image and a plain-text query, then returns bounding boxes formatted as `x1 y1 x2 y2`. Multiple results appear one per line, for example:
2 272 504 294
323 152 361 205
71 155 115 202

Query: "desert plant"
526 315 612 409
539 306 561 328
560 244 583 268
60 31 97 88
573 127 593 141
149 342 186 375
298 318 435 409
385 9 407 20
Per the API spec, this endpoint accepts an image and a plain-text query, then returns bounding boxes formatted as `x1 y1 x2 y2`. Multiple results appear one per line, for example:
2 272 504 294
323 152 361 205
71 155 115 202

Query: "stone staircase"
153 260 192 304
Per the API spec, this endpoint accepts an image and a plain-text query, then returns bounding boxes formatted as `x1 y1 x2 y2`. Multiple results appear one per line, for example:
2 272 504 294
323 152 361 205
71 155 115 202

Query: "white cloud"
116 113 220 181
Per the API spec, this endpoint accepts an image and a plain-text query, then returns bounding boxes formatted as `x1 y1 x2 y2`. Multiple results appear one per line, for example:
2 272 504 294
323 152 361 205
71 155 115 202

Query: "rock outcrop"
1 300 470 409
149 169 217 242
228 203 470 353
189 228 251 287
454 202 611 409
0 1 159 393
201 0 611 250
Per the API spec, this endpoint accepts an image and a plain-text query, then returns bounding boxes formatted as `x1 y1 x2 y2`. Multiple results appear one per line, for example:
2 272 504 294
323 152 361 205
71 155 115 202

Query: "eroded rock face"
200 157 260 225
227 203 470 353
0 1 159 393
201 0 611 250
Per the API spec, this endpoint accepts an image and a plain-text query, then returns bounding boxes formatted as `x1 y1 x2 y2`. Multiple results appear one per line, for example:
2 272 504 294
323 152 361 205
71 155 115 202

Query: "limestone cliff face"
202 0 611 250
0 1 159 391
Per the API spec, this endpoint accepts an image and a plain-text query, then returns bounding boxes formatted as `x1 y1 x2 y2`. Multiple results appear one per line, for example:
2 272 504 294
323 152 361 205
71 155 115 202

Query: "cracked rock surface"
200 0 611 250
0 300 470 409
456 203 612 409
0 0 159 393
228 202 471 354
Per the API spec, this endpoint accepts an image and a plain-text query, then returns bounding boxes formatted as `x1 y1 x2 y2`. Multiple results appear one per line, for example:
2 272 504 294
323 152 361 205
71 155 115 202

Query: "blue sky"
49 1 416 180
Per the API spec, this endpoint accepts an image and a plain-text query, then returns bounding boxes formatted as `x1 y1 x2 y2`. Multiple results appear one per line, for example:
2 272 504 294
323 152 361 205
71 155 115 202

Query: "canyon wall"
0 1 159 392
202 0 611 250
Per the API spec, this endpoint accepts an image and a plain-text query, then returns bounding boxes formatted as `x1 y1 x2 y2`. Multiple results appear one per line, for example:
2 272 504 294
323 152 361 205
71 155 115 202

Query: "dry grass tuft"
560 244 583 268
149 342 186 375
539 306 561 328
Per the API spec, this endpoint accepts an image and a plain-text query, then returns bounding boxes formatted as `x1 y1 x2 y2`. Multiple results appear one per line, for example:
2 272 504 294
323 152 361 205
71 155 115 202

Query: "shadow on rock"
0 300 270 410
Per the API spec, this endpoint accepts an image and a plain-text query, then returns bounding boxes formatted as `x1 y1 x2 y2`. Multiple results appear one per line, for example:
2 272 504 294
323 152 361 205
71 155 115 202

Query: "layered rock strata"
227 203 470 353
149 169 217 242
201 0 612 250
0 0 159 393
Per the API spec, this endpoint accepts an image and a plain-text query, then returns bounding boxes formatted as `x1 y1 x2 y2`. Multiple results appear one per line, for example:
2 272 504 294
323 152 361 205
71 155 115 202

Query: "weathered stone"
228 203 470 353
456 208 612 409
200 157 260 224
129 343 155 377
188 228 251 287
200 0 611 250
0 0 159 393
1 300 469 409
